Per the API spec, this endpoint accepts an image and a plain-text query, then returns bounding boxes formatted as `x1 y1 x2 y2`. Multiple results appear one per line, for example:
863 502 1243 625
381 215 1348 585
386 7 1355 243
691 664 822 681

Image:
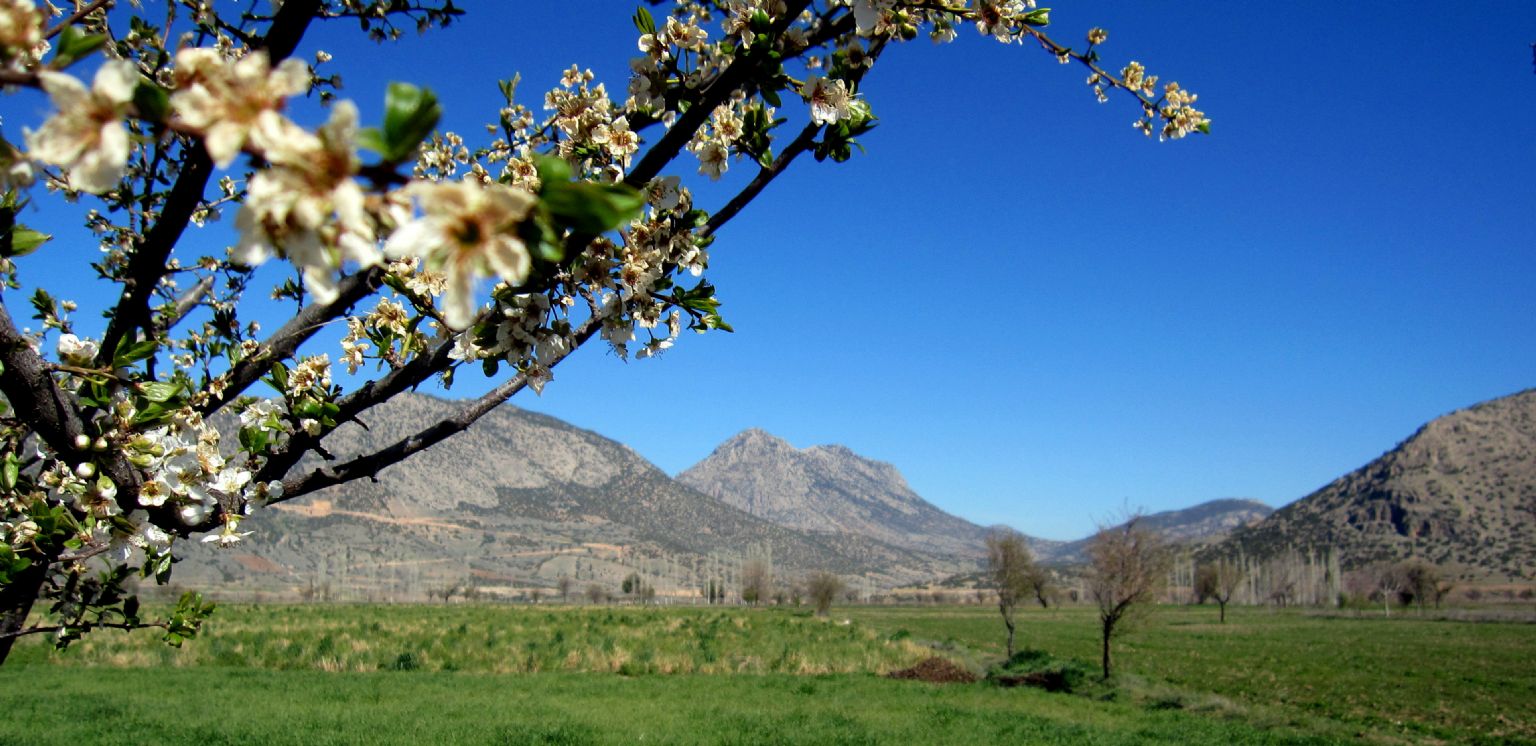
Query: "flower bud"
74 434 91 450
74 462 96 479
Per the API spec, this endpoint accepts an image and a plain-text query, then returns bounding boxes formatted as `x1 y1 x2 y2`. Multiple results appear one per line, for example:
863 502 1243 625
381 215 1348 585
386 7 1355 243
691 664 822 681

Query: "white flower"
691 140 728 180
172 48 310 168
383 180 537 330
25 61 139 194
231 102 377 303
0 0 44 67
448 331 482 362
55 333 99 364
803 74 852 125
851 0 894 36
645 175 684 211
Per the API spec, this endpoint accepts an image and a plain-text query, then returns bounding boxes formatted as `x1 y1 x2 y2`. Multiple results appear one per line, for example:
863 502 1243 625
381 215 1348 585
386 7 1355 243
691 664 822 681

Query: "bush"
987 649 1094 693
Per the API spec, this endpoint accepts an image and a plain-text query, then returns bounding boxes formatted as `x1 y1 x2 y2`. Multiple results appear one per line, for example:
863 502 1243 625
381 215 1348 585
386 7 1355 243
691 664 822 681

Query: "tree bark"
1004 615 1015 659
0 559 48 666
1100 618 1114 680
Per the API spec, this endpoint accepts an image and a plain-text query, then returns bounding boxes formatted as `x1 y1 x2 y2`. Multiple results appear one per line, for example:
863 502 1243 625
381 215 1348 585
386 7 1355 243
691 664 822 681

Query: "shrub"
987 649 1094 694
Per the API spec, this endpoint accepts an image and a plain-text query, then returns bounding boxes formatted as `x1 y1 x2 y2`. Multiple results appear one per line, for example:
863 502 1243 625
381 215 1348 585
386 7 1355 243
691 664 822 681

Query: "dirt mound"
885 657 978 684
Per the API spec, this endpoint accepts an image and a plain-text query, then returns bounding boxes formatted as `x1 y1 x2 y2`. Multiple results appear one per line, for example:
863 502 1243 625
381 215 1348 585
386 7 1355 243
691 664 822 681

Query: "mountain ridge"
1207 389 1536 580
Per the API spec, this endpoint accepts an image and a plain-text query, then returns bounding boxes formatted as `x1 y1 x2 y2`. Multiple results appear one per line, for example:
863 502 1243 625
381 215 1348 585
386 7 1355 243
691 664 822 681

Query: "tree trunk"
0 560 47 666
1004 615 1015 659
1100 618 1114 680
1218 600 1226 624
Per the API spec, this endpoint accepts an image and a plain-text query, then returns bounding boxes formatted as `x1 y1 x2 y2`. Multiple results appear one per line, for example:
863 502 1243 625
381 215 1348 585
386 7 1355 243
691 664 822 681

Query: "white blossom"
25 61 139 194
803 74 852 125
383 181 537 330
171 48 310 168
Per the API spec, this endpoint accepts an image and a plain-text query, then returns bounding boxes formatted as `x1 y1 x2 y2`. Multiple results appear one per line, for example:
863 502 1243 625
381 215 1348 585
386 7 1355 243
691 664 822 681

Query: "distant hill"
1041 498 1272 565
677 429 994 557
173 395 972 601
1208 389 1536 581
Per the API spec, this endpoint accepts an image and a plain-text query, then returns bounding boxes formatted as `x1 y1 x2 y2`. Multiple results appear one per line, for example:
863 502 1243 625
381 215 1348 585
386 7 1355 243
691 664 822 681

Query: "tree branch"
195 265 385 417
272 311 606 502
623 0 814 189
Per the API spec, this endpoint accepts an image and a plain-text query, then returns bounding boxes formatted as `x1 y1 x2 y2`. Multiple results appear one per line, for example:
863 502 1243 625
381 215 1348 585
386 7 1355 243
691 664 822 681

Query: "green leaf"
268 361 290 394
3 225 49 257
356 127 387 156
1023 8 1051 26
533 154 572 185
113 338 160 369
378 83 442 164
132 81 170 123
633 6 656 36
1196 121 1212 135
52 26 106 69
137 381 182 403
1 452 18 491
541 182 644 235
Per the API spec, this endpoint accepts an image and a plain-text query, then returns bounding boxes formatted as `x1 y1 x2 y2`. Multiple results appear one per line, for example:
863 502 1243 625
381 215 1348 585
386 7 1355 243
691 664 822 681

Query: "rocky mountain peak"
678 430 987 557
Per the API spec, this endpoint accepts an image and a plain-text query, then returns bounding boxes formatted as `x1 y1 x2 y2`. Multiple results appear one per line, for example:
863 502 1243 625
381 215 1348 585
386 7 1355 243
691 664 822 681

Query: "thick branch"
0 305 91 464
273 314 604 502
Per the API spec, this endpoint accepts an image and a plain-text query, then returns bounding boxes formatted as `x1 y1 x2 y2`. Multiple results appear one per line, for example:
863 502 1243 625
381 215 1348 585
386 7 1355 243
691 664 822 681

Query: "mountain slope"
677 429 990 557
1041 498 1272 564
1210 389 1536 580
173 395 969 600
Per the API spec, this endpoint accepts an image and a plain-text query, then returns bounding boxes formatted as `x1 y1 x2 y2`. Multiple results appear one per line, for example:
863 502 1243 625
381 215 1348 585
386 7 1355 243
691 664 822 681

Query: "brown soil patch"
232 554 285 574
885 657 978 684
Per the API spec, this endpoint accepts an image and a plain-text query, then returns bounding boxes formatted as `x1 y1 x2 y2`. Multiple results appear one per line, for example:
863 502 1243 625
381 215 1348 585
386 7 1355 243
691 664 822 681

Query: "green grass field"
2 603 1531 745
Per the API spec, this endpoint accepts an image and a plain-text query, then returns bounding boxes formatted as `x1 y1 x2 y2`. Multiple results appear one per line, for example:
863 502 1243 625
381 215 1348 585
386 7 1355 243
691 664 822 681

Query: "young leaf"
380 83 443 164
132 81 170 123
52 26 107 69
3 225 50 257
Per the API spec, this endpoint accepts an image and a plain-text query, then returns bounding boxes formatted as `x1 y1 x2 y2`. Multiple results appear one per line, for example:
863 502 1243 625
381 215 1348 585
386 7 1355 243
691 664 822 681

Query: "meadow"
2 603 1531 745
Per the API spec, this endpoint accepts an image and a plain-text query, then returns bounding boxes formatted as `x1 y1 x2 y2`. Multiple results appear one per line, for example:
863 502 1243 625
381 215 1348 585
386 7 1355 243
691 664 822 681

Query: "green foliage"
358 83 443 165
50 26 107 69
987 649 1095 694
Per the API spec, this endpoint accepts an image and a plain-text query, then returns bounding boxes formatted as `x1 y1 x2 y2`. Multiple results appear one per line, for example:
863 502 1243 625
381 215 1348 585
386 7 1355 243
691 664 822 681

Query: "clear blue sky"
11 3 1536 540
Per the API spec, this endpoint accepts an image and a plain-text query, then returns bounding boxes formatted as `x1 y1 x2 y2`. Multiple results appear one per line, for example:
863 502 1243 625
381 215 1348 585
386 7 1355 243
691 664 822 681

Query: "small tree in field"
805 571 843 617
1086 516 1169 680
1024 564 1057 609
740 557 771 607
556 576 573 604
584 583 608 605
985 528 1034 658
1400 560 1442 613
1196 559 1244 623
0 0 1206 662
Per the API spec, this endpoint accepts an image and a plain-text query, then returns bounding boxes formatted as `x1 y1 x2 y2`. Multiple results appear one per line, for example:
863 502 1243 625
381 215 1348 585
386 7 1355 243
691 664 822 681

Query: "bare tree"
585 583 608 605
1370 563 1405 617
985 528 1035 658
557 576 573 604
805 572 844 617
740 558 772 607
1208 559 1244 623
1024 565 1057 609
1086 516 1170 680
